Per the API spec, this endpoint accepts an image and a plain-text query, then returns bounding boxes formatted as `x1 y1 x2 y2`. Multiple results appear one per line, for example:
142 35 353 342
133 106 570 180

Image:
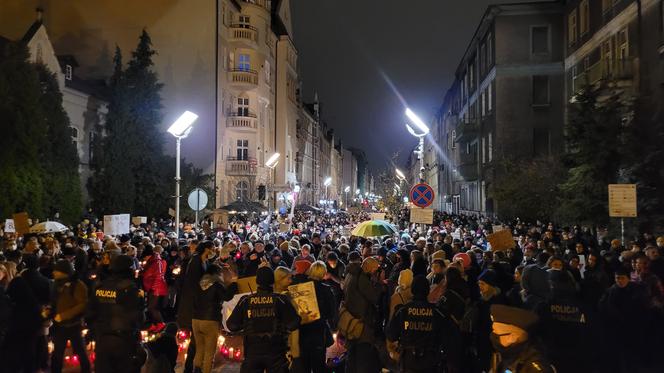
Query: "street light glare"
405 108 429 135
395 168 405 180
324 177 332 186
344 186 351 193
168 111 198 137
265 152 280 168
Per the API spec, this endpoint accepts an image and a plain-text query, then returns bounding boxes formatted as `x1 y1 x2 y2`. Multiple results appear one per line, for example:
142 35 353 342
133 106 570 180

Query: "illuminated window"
238 54 250 71
236 181 249 201
580 0 590 35
236 139 248 160
568 10 578 46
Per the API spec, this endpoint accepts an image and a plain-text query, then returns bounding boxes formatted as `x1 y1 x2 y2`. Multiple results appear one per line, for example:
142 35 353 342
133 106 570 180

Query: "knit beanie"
478 269 498 288
411 275 430 299
398 269 414 290
53 259 74 276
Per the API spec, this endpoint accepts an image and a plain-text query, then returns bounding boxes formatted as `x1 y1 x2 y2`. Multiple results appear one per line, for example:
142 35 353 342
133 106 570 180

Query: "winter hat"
270 248 282 258
61 245 76 257
53 259 74 276
279 241 290 251
398 269 414 290
478 269 498 288
256 266 275 287
293 260 312 275
411 275 430 299
377 247 388 258
431 250 446 262
110 254 134 274
326 251 338 261
348 251 362 262
491 304 539 331
453 252 471 269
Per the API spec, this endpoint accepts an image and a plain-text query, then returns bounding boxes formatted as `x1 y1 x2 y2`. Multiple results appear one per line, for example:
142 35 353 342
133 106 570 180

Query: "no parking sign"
409 183 435 208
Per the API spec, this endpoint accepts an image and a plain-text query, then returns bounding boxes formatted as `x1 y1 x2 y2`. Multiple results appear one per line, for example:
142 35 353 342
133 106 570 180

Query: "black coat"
176 254 205 329
20 268 51 306
192 275 238 322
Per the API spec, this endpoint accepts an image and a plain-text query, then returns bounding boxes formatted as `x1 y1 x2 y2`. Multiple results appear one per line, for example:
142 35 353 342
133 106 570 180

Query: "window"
532 75 550 105
65 65 73 80
70 126 79 139
487 82 493 112
36 44 42 63
239 15 250 28
469 63 475 91
530 26 549 55
89 131 94 163
487 32 493 66
237 97 249 116
236 139 249 160
237 54 250 71
568 10 578 46
580 0 590 35
482 136 487 164
480 43 486 74
481 90 486 117
235 181 249 201
602 39 613 75
488 132 493 162
451 130 456 149
617 28 629 60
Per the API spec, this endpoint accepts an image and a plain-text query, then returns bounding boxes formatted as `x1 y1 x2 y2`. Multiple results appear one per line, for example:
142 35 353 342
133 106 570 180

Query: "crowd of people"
0 209 662 373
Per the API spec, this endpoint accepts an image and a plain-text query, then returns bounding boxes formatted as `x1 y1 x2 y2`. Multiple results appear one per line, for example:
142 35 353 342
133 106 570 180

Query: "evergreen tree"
89 46 137 214
557 88 626 226
0 42 47 219
36 65 82 223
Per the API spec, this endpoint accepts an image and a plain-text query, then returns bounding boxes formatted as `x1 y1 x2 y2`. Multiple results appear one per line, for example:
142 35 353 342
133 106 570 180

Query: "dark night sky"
290 0 532 171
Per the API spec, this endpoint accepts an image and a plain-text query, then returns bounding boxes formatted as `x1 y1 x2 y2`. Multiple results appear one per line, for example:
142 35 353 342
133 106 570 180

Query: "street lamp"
404 108 429 182
324 177 332 208
395 168 406 181
168 111 198 239
265 153 280 213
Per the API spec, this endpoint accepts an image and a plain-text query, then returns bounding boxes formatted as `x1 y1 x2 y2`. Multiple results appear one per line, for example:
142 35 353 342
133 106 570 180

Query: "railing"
455 119 479 143
227 113 257 129
244 0 270 10
226 157 257 176
229 69 258 86
229 24 258 44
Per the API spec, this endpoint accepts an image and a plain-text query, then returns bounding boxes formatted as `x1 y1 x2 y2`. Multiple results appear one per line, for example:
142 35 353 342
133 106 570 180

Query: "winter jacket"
521 264 550 309
343 262 383 342
20 268 51 306
299 280 337 349
192 274 238 322
143 255 168 296
176 254 205 329
52 279 88 326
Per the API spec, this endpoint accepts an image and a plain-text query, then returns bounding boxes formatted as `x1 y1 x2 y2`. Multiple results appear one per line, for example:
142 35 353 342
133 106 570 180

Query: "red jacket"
143 255 168 296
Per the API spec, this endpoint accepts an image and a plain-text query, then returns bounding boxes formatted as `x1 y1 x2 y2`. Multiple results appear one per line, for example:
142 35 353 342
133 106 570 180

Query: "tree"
491 157 565 223
36 65 82 223
557 88 627 226
0 42 47 219
178 160 216 222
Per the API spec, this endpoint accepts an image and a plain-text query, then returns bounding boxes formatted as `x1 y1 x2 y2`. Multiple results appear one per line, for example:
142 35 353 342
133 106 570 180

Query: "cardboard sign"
4 219 15 233
222 292 247 332
279 223 290 233
168 208 176 217
370 213 386 221
131 216 147 226
409 208 434 225
487 229 515 251
608 184 637 217
103 214 130 236
288 281 320 324
492 225 505 233
12 212 30 235
237 276 258 294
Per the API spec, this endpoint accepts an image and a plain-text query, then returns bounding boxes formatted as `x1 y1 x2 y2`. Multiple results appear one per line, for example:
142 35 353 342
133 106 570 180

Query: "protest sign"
103 214 130 236
370 213 386 221
237 276 257 294
131 216 147 226
12 212 30 235
4 219 15 233
409 208 434 224
288 281 320 324
487 229 515 251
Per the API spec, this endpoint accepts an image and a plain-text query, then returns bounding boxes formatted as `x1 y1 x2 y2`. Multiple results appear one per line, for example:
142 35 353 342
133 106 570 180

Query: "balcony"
229 24 258 46
227 113 258 131
456 159 479 181
244 0 270 11
572 59 635 93
226 157 258 176
228 69 258 89
455 117 479 143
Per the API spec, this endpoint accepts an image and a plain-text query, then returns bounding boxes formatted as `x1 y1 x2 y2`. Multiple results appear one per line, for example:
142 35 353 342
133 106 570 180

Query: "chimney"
36 7 44 23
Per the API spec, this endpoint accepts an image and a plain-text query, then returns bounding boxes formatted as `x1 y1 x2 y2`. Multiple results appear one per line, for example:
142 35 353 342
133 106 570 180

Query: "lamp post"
265 152 280 213
168 111 198 239
405 108 429 182
324 177 332 209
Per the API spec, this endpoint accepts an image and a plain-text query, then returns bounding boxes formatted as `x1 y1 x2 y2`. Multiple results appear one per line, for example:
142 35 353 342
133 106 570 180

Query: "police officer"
88 255 145 373
490 304 556 373
227 266 301 373
386 275 448 373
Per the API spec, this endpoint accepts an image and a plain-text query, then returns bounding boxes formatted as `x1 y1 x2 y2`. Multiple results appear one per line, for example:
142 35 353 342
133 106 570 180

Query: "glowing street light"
168 111 198 239
265 153 280 212
344 186 350 207
395 168 406 181
404 108 429 181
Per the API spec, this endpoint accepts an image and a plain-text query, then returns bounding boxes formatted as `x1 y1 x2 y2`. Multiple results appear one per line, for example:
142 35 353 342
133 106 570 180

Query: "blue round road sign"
409 183 435 208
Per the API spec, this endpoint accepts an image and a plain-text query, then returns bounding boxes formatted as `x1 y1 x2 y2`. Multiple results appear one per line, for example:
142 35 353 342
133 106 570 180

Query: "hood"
199 274 222 291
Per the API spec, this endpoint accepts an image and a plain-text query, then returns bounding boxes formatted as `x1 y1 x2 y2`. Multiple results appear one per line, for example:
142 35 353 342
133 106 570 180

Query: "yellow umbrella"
351 220 398 238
